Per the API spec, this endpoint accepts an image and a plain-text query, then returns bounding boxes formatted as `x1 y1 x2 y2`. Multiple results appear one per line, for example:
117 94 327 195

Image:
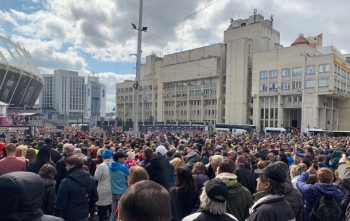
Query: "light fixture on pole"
132 0 147 137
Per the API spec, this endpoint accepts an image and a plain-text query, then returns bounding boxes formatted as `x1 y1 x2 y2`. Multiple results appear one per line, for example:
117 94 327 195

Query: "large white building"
40 69 85 119
85 73 106 120
115 12 350 132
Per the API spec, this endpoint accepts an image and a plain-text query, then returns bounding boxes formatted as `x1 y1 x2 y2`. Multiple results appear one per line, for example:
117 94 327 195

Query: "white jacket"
94 158 113 206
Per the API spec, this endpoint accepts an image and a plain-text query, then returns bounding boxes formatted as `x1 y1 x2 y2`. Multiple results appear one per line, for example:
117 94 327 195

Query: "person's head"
5 143 17 155
65 154 84 171
126 151 135 161
25 148 37 163
57 142 63 150
128 166 149 186
218 159 236 174
236 155 246 165
118 180 171 221
317 167 334 184
317 155 326 163
113 151 128 164
306 174 318 184
290 164 303 179
256 163 286 195
257 160 267 169
298 162 307 171
102 149 113 159
173 166 194 192
191 162 206 175
63 143 74 156
274 161 288 173
143 147 153 160
16 145 28 157
39 164 57 179
170 157 182 172
210 155 223 171
200 178 228 215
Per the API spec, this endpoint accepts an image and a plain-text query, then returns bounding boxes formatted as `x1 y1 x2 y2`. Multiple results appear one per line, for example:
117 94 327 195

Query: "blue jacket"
294 148 306 158
109 161 129 194
296 172 343 221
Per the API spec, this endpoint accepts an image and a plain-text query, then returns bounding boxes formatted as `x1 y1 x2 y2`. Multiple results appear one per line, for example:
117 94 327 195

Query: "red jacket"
0 142 6 156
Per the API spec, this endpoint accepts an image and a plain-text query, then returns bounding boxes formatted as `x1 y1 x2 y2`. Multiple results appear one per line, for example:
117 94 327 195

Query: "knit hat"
102 149 113 159
261 163 287 183
204 178 228 203
173 152 182 159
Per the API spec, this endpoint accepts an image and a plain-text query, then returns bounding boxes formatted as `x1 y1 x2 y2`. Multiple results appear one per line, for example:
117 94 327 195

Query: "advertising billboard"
10 74 31 104
21 79 37 105
27 82 43 107
0 70 21 104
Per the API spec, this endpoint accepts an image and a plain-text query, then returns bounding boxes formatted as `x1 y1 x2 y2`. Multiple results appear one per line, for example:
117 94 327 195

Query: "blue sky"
1 0 350 111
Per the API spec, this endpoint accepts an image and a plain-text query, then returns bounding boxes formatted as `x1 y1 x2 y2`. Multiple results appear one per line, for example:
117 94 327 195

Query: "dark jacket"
284 179 303 221
296 171 343 221
54 154 72 192
192 173 209 191
145 155 172 190
330 150 342 171
338 163 350 221
216 173 253 221
170 187 198 221
235 165 255 195
54 166 98 221
0 171 63 221
49 148 61 164
139 158 150 168
201 152 210 165
247 193 295 221
40 175 56 215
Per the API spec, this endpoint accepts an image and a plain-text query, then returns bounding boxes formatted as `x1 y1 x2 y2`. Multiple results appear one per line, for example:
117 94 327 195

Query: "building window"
292 81 302 89
281 82 290 90
292 67 302 76
269 83 277 91
196 80 201 86
259 84 268 91
269 70 278 78
282 68 290 77
319 64 329 73
204 79 210 85
318 79 329 87
305 80 315 88
260 71 268 79
306 66 315 74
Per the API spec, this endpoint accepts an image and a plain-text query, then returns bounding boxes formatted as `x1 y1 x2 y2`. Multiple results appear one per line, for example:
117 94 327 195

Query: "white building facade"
39 69 85 119
115 12 350 132
85 73 106 120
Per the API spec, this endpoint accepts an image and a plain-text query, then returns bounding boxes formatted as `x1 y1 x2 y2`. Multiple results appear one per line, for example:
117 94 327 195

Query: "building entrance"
283 109 301 128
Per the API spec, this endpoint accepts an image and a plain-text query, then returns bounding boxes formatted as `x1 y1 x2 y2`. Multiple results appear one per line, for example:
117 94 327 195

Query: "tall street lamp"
131 0 147 137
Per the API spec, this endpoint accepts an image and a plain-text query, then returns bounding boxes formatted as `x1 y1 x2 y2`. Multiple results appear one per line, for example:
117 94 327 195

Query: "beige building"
116 12 350 132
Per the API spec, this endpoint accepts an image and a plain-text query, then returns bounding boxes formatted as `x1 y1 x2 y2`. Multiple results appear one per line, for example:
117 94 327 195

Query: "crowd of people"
1 126 350 221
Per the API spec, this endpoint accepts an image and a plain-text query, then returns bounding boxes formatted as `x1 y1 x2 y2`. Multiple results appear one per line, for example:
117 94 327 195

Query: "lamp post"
132 0 147 137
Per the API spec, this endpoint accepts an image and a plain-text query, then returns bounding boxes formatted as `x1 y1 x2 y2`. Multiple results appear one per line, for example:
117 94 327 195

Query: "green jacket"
216 173 254 221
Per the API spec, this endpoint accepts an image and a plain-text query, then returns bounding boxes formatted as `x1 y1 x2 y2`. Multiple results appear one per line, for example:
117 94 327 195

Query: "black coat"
235 165 256 195
54 155 71 193
49 148 61 164
40 175 56 215
145 155 173 190
284 179 303 221
170 187 198 221
0 171 64 221
53 167 98 221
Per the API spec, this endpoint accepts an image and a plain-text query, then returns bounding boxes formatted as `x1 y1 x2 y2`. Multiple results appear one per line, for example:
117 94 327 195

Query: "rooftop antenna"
270 14 274 33
253 8 257 22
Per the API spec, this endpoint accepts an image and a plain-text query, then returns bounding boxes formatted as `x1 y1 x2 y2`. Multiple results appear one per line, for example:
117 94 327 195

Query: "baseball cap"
261 163 287 183
204 178 228 203
113 151 128 161
156 145 167 156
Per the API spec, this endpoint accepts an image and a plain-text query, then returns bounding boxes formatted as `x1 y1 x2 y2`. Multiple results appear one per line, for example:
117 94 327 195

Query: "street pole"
133 0 143 137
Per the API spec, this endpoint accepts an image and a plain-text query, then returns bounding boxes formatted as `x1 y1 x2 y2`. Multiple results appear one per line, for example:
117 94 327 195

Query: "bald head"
63 143 74 155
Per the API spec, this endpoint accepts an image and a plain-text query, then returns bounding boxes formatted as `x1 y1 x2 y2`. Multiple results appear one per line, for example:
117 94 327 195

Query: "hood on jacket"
40 175 56 187
284 179 294 195
216 172 238 182
0 171 44 220
109 161 126 171
148 155 169 169
186 152 200 163
314 182 341 196
66 166 92 187
332 150 341 158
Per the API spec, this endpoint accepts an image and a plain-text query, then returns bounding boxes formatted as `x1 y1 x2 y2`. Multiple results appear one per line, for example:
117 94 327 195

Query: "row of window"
259 79 329 91
260 64 330 79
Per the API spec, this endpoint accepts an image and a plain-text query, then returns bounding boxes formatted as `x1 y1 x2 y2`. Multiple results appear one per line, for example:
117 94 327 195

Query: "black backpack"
310 193 341 221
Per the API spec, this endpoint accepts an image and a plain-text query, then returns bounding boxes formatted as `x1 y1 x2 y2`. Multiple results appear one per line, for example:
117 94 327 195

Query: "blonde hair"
290 164 303 179
170 158 182 172
16 145 28 157
128 166 149 186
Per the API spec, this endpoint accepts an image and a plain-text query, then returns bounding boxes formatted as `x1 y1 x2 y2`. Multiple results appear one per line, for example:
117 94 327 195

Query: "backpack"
310 193 341 221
